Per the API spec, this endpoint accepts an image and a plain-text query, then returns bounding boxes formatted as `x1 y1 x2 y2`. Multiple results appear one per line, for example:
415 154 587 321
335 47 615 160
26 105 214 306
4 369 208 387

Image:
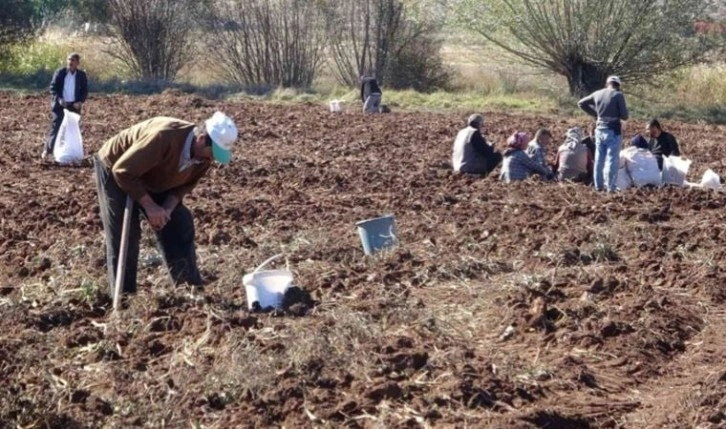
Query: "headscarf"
563 127 583 150
630 134 649 149
507 131 531 149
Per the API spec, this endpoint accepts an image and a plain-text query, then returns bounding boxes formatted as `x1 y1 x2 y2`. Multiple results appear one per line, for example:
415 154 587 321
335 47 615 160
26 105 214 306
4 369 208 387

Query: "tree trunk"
567 61 608 98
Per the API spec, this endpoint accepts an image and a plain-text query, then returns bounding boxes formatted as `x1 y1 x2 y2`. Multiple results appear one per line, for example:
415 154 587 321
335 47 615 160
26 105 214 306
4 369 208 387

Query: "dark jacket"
648 131 680 169
49 67 88 109
361 77 381 102
452 126 500 175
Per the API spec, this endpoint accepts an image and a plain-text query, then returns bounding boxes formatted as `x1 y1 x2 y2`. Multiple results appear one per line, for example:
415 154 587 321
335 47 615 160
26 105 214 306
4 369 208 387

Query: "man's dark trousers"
46 105 81 154
93 156 203 295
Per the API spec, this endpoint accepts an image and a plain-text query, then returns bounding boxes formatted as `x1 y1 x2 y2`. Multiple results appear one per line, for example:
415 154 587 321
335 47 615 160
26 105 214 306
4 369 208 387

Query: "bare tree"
107 0 200 81
320 0 451 90
454 0 717 97
205 0 326 88
321 0 405 87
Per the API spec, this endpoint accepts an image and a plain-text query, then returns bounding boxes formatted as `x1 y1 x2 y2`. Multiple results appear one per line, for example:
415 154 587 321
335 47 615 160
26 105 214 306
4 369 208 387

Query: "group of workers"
41 56 684 302
452 76 682 190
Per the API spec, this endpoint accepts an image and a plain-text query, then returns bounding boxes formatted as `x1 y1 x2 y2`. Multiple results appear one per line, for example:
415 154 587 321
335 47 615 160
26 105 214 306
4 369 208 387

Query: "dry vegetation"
1 90 725 427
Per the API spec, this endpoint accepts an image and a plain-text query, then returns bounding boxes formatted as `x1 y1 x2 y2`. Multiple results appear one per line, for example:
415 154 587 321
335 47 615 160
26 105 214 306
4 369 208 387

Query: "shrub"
106 0 201 81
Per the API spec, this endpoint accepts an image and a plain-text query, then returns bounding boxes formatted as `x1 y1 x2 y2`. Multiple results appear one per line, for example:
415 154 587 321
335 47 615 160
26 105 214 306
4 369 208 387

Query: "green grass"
2 33 726 123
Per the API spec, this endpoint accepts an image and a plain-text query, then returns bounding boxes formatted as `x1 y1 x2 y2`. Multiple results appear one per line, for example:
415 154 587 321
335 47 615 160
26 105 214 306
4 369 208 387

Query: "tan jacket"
98 117 211 201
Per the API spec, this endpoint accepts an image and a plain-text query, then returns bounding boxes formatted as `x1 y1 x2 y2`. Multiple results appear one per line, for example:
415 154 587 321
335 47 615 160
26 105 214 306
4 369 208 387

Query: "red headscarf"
507 131 531 150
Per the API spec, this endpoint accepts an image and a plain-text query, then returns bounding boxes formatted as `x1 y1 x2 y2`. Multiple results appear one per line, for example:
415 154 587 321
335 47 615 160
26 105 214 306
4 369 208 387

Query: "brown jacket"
98 117 211 201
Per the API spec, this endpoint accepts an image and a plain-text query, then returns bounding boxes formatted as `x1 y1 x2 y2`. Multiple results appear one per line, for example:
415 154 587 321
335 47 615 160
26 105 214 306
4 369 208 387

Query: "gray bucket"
356 214 398 255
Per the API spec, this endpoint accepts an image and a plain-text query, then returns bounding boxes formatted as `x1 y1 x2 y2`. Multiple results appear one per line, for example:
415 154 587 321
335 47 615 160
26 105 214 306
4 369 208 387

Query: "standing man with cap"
577 76 629 192
93 112 238 297
44 52 88 161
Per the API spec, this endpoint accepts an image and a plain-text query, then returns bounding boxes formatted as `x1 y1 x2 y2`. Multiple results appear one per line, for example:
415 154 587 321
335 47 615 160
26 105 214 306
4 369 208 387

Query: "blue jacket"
49 67 88 109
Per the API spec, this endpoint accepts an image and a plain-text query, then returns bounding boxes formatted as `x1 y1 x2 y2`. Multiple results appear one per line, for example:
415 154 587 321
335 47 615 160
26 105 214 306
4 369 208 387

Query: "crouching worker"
452 114 502 176
554 127 593 183
527 128 553 169
646 119 681 171
94 112 238 296
500 131 554 183
361 75 382 113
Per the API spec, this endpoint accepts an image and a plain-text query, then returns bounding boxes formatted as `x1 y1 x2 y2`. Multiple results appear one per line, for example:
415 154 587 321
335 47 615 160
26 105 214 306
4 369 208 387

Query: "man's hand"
139 195 170 230
72 102 82 111
59 98 66 107
162 196 180 218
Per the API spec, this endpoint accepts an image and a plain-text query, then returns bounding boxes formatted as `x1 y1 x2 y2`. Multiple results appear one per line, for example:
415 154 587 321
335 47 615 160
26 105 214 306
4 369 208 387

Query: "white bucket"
243 270 293 310
243 254 292 310
329 100 342 113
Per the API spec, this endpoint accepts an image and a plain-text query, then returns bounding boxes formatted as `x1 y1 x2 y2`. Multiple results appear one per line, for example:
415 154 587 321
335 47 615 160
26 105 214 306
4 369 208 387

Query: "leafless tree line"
105 0 449 90
106 0 200 81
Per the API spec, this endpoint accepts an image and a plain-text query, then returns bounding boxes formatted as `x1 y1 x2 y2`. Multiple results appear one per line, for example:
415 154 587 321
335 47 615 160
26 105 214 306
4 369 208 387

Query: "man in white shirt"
44 53 88 161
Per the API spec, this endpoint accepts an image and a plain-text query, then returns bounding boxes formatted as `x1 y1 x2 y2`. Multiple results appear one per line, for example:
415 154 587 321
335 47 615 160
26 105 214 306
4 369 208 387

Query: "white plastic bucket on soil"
329 100 342 113
243 255 292 310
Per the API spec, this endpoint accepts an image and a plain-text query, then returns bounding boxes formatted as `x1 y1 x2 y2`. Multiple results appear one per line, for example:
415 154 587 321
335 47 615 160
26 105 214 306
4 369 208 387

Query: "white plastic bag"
53 109 84 164
662 156 691 186
615 165 632 190
606 148 632 190
701 169 722 190
625 149 662 188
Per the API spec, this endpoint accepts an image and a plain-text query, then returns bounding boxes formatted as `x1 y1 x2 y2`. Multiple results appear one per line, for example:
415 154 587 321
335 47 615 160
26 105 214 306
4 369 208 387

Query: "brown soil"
0 90 725 428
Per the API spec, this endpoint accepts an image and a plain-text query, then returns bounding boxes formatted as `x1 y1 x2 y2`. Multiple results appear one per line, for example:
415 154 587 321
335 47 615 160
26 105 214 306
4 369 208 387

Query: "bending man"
94 112 238 296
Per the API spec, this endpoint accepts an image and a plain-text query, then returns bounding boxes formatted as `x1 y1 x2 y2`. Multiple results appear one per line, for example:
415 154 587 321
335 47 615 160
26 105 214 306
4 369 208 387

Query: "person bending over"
94 112 238 296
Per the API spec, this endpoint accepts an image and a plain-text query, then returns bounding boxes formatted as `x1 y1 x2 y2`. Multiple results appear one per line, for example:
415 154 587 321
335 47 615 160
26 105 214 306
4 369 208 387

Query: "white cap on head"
606 75 622 86
205 111 238 165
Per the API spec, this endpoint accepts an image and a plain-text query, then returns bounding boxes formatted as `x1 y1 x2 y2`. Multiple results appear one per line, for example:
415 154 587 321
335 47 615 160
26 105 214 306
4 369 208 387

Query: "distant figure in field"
646 119 681 170
44 52 88 161
500 131 554 183
577 76 629 192
527 128 554 172
554 127 593 183
360 75 382 113
452 114 502 176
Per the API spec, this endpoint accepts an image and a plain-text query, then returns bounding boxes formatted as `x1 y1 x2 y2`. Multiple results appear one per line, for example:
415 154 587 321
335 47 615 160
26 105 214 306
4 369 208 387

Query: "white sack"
624 148 661 188
53 109 84 164
701 169 722 190
662 156 691 187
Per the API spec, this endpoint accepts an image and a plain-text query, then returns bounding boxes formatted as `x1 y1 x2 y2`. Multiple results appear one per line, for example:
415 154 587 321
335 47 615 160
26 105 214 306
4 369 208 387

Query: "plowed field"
1 90 725 428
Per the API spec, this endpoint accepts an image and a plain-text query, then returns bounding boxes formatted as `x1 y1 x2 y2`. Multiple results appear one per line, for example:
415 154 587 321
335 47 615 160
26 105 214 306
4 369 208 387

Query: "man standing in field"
93 112 238 296
44 52 88 161
577 76 629 192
